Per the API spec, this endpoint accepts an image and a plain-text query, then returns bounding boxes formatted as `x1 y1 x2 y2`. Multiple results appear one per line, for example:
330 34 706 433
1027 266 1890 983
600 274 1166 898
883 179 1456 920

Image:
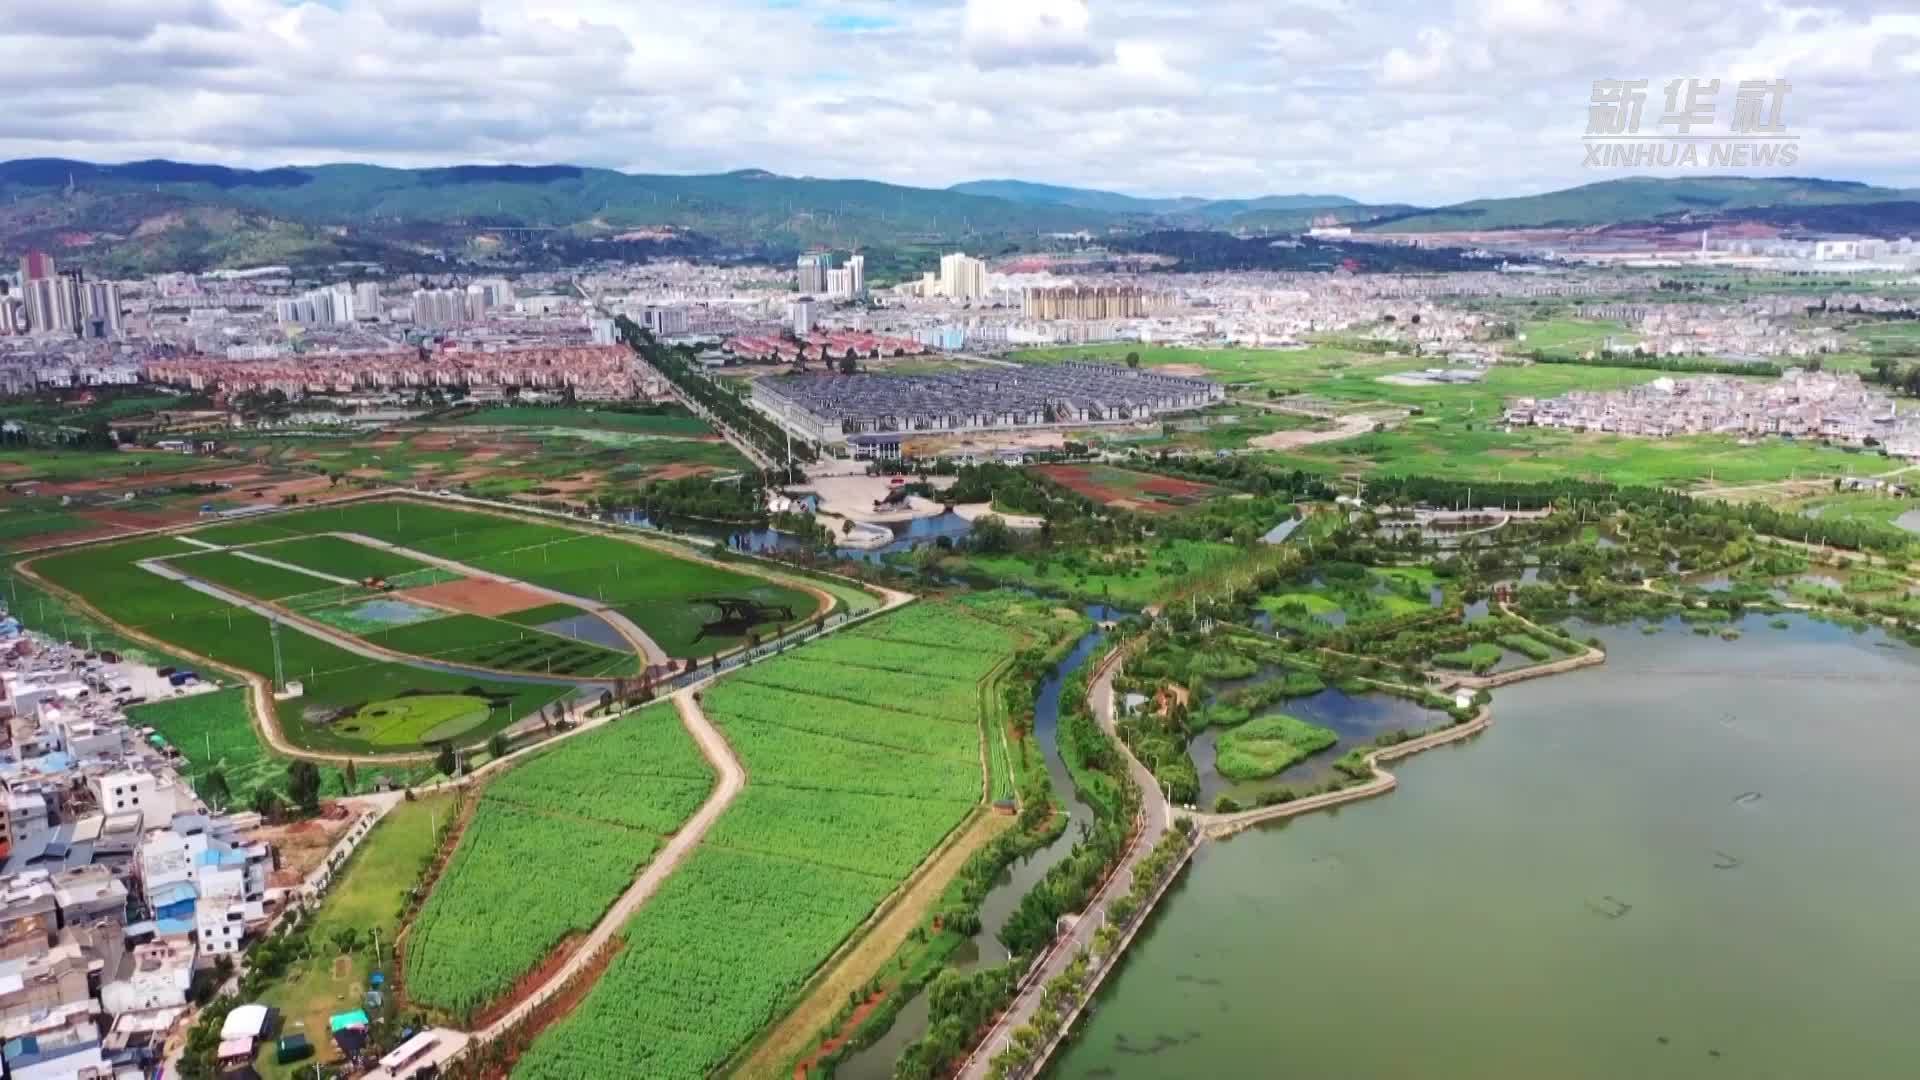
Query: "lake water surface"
1052 614 1920 1080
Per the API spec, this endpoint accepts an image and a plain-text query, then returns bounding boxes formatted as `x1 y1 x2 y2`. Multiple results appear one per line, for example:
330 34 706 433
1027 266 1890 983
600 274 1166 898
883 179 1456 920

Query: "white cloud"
0 0 1913 205
963 0 1106 69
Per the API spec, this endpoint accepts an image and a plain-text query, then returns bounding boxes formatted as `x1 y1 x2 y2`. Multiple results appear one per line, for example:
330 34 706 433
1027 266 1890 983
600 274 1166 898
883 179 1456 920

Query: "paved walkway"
1192 704 1494 836
471 688 746 1042
957 644 1169 1079
228 548 360 587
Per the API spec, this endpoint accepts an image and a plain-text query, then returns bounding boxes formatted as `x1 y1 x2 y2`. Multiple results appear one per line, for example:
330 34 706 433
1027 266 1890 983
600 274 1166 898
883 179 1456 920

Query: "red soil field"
398 576 553 617
1034 464 1219 513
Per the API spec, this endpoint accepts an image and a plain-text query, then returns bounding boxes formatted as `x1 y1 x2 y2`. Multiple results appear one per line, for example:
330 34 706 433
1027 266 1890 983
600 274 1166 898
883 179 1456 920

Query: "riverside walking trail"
957 631 1529 1080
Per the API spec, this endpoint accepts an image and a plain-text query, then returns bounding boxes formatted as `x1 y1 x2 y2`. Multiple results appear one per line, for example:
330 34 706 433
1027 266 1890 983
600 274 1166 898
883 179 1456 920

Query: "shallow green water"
1052 615 1920 1080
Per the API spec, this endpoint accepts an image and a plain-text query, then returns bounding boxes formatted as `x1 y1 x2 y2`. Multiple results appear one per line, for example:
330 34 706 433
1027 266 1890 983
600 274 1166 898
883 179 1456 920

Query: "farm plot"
248 534 440 581
513 847 892 1080
29 539 569 754
363 613 636 678
513 602 1018 1079
164 550 353 600
402 703 713 1020
691 682 980 760
463 534 818 658
733 660 981 724
180 500 828 658
1035 462 1223 513
829 601 1017 656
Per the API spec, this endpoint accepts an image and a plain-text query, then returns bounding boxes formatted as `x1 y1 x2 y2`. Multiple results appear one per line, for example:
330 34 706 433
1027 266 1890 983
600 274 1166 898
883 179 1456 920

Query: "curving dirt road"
470 688 746 1042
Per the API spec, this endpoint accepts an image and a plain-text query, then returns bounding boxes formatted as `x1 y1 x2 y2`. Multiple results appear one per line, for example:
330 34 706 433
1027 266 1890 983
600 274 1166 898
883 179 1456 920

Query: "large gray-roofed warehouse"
749 361 1225 446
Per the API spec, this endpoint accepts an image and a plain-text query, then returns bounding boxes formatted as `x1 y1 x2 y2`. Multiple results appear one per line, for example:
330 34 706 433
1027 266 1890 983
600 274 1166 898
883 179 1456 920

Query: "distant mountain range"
947 179 1358 221
1362 176 1920 233
3 159 1917 275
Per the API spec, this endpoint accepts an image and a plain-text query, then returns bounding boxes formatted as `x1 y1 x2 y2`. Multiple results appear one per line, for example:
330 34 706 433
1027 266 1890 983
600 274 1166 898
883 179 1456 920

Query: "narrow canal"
834 615 1112 1078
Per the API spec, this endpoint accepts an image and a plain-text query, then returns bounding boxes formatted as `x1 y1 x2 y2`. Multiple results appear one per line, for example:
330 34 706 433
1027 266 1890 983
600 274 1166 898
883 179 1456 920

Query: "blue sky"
2 0 1917 204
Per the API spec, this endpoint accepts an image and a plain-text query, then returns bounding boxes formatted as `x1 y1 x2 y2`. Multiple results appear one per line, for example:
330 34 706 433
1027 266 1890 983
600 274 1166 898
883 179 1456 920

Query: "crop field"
440 403 717 437
23 500 843 752
128 688 429 807
363 614 636 678
156 545 636 678
1517 318 1634 356
179 499 827 657
0 450 333 551
222 411 750 503
403 703 714 1019
168 549 356 599
513 601 1019 1080
29 535 571 754
1034 463 1224 513
246 534 439 580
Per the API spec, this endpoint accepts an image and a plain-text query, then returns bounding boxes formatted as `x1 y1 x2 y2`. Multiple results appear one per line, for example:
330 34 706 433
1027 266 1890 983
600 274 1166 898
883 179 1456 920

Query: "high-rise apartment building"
796 252 835 295
939 253 987 301
848 254 865 298
1022 285 1162 321
789 299 817 336
274 285 355 326
353 282 382 320
411 289 468 329
82 282 122 340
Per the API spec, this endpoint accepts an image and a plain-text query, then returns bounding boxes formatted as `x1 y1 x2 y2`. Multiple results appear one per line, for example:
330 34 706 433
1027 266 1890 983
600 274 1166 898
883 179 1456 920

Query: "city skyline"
4 1 1920 205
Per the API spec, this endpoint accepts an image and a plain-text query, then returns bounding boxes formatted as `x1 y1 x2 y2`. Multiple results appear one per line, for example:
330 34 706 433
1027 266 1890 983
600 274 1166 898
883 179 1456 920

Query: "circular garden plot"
345 694 494 746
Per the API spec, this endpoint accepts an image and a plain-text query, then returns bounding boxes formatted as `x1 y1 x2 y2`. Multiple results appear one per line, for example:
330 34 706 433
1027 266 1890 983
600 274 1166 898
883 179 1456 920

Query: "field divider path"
443 581 918 1061
226 548 362 587
134 558 600 689
11 554 434 767
468 687 746 1044
328 530 672 669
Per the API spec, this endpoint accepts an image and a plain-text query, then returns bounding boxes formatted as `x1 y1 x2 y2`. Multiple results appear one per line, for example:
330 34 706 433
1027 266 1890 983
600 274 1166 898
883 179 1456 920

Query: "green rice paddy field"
26 500 835 753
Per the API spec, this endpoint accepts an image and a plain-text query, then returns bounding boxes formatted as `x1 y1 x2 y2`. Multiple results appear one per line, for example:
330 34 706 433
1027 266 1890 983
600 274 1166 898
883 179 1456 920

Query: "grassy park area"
253 793 455 1080
1014 341 1892 489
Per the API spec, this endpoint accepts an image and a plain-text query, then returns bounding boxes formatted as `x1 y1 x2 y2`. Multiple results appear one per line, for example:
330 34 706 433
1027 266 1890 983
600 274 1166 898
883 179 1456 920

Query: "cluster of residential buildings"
795 252 867 301
1 254 122 342
1021 285 1171 321
0 618 281 1079
750 360 1224 450
144 342 640 400
1569 300 1842 360
1505 369 1920 457
724 331 925 365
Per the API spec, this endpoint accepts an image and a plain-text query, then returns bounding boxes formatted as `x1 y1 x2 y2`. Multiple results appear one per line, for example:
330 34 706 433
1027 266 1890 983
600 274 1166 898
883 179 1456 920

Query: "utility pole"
270 618 285 693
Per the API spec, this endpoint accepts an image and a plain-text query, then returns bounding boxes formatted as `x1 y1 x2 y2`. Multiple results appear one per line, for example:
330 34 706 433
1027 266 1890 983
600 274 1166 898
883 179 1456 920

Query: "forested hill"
1363 176 1920 232
0 159 1113 247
